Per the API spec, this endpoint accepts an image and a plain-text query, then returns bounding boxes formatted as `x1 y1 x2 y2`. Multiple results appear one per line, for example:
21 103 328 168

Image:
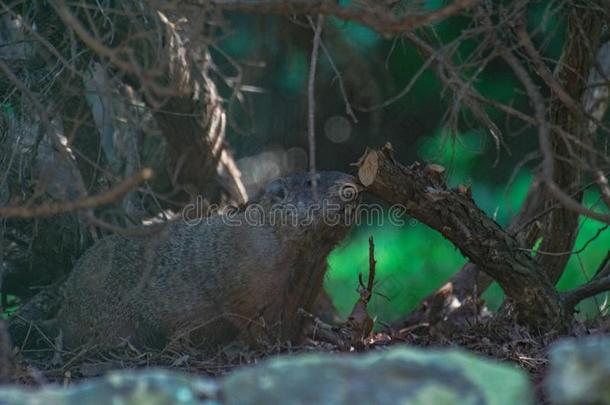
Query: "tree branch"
307 15 323 193
501 43 610 224
209 0 479 35
562 273 610 310
0 169 152 219
357 144 567 328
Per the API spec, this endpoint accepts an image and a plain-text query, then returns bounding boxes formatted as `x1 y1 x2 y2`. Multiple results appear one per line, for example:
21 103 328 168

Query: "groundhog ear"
265 179 287 201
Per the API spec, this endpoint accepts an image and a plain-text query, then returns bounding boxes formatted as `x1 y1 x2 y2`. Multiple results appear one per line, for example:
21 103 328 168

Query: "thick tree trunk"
146 12 248 207
536 8 603 283
52 2 248 208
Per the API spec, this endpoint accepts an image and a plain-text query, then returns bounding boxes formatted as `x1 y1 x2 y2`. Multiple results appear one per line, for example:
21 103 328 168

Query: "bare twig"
563 274 610 310
211 0 480 35
358 235 377 303
514 25 582 115
0 59 72 163
307 14 323 194
500 47 610 224
519 223 609 257
50 0 135 74
594 251 610 278
0 169 152 219
355 52 436 112
315 30 358 122
366 236 376 296
403 31 502 152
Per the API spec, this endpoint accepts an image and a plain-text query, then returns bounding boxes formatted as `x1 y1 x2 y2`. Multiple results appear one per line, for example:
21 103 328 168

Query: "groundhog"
57 172 359 350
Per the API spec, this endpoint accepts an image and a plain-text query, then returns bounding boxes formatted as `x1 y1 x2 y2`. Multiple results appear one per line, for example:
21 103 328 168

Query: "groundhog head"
256 171 361 232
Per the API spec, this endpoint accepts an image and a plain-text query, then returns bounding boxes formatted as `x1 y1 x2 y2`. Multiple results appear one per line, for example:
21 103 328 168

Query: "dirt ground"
7 313 610 405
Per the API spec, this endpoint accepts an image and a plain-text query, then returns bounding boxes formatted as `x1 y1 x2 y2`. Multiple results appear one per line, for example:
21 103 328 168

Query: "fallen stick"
356 144 566 329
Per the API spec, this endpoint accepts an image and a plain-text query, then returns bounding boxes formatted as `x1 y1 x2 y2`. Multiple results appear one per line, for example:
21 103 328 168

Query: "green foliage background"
218 2 608 324
326 131 610 323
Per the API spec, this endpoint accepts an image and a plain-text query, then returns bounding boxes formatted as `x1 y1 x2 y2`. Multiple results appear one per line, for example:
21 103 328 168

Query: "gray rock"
0 370 220 405
546 335 610 405
223 346 533 405
0 346 533 405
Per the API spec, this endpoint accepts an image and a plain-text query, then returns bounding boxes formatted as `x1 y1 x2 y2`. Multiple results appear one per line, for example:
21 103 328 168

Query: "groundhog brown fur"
57 172 359 350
